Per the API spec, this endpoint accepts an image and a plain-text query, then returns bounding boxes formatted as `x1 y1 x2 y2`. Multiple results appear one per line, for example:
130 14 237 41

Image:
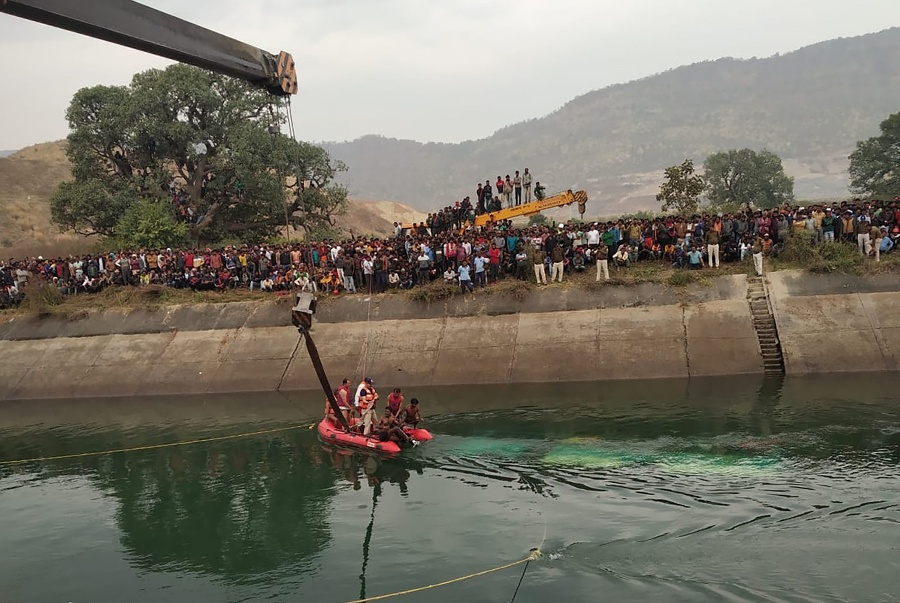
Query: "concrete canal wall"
0 271 898 400
767 270 900 374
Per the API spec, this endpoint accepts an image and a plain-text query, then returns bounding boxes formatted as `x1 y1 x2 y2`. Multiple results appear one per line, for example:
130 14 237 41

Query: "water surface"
1 376 899 602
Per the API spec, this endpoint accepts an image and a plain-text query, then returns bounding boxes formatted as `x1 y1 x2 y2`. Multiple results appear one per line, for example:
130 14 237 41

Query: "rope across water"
341 514 547 603
0 424 307 466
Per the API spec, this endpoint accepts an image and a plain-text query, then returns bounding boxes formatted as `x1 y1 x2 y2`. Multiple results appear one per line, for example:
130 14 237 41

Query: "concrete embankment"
767 270 900 373
0 275 761 399
0 270 897 400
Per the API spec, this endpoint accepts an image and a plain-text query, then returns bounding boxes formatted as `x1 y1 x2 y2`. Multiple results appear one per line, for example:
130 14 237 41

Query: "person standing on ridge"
513 170 522 206
522 168 533 204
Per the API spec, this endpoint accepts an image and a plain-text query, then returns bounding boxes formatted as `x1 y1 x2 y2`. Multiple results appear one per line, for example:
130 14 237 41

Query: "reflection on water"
1 375 899 602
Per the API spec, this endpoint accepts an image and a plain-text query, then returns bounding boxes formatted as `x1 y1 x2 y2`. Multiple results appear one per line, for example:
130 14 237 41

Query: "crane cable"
279 96 375 382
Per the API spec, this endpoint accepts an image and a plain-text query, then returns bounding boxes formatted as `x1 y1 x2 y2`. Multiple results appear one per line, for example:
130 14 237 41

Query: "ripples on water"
1 379 899 602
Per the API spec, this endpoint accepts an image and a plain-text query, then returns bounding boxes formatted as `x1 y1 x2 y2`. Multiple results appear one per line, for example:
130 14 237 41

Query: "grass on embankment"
11 285 282 318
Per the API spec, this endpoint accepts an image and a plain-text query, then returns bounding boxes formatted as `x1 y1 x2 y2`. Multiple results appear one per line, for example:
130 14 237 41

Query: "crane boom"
0 0 297 95
401 189 588 231
474 189 587 227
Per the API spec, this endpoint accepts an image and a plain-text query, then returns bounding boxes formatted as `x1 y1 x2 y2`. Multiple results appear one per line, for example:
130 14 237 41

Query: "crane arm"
401 190 587 231
0 0 297 95
474 189 588 227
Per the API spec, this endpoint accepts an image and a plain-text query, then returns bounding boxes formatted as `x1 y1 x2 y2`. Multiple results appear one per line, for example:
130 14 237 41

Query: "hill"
324 28 900 215
0 141 423 258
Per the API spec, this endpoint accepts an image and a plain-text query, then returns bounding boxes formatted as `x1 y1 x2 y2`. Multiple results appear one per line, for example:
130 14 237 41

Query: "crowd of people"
2 195 898 309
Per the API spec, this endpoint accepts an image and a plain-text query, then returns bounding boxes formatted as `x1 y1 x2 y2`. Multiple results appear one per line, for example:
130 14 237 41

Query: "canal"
1 375 898 602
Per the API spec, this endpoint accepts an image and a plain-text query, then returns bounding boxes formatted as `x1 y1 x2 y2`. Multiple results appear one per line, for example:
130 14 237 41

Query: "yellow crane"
403 189 588 231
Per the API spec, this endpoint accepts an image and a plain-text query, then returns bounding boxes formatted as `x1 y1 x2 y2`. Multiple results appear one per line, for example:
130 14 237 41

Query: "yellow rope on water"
0 423 309 466
342 550 542 603
341 513 547 603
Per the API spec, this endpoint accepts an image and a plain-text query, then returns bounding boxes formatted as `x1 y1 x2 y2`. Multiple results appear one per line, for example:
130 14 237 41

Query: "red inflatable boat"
317 419 432 454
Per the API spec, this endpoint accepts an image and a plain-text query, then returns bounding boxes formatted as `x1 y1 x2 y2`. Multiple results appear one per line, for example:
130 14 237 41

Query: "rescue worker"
354 377 379 436
376 408 416 446
335 377 354 424
323 393 343 430
387 387 404 416
399 398 423 428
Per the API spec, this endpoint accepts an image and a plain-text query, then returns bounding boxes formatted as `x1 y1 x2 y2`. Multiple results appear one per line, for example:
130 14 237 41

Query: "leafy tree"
849 111 900 196
51 64 347 243
703 148 794 208
528 213 548 225
112 200 190 250
657 159 705 213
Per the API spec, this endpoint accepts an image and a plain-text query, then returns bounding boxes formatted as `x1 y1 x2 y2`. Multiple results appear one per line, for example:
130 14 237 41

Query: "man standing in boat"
355 377 379 436
336 378 354 424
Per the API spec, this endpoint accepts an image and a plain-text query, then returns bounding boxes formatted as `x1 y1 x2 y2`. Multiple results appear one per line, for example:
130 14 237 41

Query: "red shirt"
489 248 500 265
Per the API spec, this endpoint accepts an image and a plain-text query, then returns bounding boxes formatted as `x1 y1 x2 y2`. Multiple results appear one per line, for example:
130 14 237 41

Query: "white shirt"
587 229 600 245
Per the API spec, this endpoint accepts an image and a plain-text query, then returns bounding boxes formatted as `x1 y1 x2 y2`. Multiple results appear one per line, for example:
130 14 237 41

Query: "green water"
1 376 899 602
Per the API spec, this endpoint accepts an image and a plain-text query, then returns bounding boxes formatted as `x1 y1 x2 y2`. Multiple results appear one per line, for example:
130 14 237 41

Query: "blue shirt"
473 256 487 273
688 250 702 265
457 265 471 281
881 236 894 253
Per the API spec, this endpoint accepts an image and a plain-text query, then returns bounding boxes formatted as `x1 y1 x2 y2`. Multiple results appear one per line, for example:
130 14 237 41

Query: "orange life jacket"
357 383 376 411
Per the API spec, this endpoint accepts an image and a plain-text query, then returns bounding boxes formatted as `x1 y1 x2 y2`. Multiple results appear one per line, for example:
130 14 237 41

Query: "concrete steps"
747 276 785 375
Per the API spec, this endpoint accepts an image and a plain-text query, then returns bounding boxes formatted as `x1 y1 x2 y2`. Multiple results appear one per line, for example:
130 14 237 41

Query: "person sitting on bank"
687 245 704 270
376 408 417 447
612 245 630 268
399 398 423 428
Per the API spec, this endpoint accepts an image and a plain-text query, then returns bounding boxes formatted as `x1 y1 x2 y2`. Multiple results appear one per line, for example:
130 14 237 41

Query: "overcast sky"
1 0 898 150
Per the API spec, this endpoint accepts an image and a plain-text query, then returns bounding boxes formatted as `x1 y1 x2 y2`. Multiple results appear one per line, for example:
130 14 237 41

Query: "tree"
657 159 705 213
51 64 347 243
704 148 794 208
849 111 900 196
528 213 548 226
113 200 190 250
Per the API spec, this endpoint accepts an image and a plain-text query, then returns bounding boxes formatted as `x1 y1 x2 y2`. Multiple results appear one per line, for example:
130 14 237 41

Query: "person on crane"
354 377 379 436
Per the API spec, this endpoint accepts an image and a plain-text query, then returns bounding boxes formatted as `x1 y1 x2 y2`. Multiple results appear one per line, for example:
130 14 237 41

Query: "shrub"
779 235 863 274
20 284 64 315
668 271 697 287
484 279 532 300
408 281 456 303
